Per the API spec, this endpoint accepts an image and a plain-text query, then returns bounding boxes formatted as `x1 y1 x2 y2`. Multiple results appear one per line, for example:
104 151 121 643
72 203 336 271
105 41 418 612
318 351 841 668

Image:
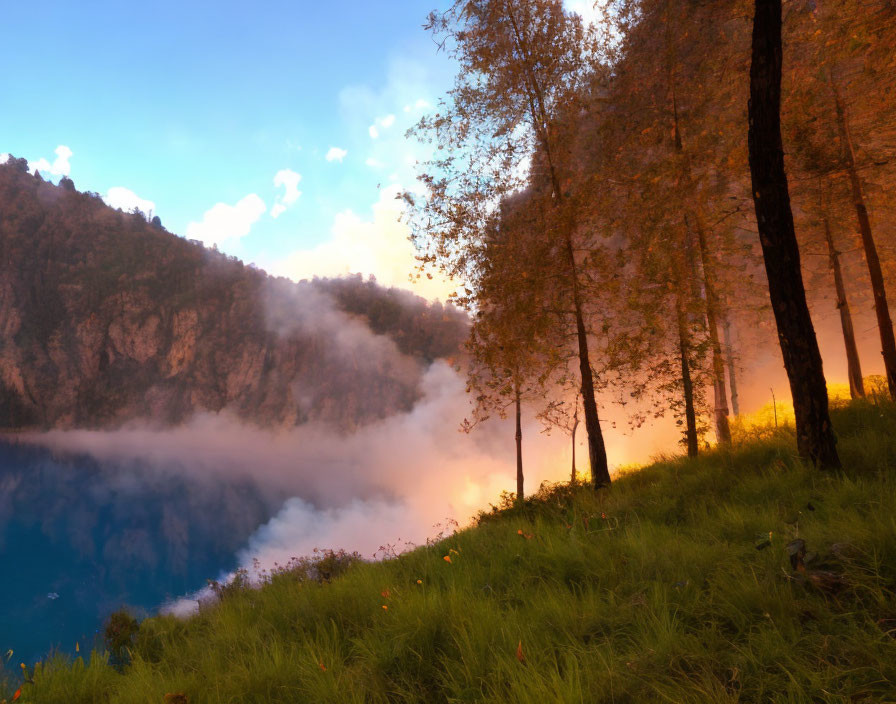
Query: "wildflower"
12 689 21 702
449 548 460 555
75 642 80 653
515 640 525 663
517 529 533 540
382 604 388 610
381 589 391 599
443 555 452 563
319 662 327 671
416 579 423 585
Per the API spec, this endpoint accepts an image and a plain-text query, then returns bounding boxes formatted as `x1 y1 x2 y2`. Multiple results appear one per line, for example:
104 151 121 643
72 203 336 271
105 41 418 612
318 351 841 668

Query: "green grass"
11 397 896 703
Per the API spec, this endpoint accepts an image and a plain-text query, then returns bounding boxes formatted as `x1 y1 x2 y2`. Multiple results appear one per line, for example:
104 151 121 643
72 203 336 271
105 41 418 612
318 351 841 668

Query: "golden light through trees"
408 0 896 485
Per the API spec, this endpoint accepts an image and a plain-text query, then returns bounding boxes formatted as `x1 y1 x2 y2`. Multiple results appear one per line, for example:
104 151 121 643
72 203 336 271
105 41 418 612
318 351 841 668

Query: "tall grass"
12 397 896 703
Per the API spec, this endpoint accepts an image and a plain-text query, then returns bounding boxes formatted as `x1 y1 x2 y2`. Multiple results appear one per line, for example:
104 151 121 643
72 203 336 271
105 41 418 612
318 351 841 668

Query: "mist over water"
3 362 568 654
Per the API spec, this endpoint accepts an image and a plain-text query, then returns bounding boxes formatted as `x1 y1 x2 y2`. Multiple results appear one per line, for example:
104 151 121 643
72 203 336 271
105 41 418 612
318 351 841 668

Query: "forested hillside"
0 160 467 430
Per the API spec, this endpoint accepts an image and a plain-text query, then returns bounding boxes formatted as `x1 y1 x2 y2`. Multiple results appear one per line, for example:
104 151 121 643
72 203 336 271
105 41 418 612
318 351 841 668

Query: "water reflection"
0 440 285 663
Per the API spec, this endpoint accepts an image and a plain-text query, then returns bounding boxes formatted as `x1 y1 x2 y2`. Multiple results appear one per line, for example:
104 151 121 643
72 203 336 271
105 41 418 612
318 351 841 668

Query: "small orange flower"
443 555 452 563
515 640 525 663
319 662 327 671
382 604 389 610
416 579 423 585
13 687 22 702
381 589 391 599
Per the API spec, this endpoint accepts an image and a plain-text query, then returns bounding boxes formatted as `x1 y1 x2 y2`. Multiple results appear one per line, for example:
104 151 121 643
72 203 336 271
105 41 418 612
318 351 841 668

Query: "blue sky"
2 0 597 298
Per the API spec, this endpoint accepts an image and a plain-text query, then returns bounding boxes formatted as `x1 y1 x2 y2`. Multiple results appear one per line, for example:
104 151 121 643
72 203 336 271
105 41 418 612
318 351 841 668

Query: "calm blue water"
0 439 285 665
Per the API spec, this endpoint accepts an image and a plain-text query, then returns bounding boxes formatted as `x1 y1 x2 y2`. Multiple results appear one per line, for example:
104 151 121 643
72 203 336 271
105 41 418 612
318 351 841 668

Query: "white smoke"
26 361 568 615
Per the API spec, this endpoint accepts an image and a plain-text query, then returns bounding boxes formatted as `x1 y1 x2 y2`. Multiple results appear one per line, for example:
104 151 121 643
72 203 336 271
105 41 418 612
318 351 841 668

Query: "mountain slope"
0 160 467 430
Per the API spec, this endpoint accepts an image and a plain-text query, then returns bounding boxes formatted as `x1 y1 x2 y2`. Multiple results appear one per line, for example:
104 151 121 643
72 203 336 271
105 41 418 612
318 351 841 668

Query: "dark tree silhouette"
747 0 840 469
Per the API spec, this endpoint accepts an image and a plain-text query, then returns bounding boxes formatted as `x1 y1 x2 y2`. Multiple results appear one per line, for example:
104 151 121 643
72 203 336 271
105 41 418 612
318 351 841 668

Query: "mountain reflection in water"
0 439 285 664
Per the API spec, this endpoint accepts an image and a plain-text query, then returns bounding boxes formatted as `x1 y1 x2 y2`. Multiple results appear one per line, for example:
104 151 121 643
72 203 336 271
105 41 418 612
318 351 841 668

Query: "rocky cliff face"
0 160 467 430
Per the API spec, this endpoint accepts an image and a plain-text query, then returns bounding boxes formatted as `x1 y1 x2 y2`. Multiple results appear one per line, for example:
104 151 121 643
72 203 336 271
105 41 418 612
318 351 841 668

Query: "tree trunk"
571 401 579 484
671 79 732 445
723 319 741 417
748 0 840 469
831 78 896 398
823 215 865 398
677 300 699 458
694 219 732 444
515 384 524 506
561 227 611 488
575 295 611 488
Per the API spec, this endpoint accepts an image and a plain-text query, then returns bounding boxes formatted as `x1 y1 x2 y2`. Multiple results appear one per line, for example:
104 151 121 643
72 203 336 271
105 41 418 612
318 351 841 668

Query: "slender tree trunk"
572 279 611 487
831 78 896 397
723 319 741 417
515 13 612 488
515 383 524 506
670 81 731 444
823 215 865 398
694 219 732 444
748 0 840 469
557 209 610 489
677 299 699 458
571 400 579 484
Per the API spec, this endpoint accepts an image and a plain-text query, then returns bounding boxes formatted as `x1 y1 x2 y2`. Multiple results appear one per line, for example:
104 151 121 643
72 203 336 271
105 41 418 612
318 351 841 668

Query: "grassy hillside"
10 398 896 703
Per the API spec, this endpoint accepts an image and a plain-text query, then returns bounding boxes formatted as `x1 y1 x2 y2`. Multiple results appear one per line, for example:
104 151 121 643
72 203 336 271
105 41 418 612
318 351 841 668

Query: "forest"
0 159 467 431
404 0 896 497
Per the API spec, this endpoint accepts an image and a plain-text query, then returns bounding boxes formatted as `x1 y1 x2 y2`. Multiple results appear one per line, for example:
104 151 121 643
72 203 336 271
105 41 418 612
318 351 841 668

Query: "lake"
0 439 286 665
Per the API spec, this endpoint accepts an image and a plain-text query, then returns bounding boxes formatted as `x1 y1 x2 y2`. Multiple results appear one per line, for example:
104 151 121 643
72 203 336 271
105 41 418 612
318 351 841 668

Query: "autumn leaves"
408 0 896 485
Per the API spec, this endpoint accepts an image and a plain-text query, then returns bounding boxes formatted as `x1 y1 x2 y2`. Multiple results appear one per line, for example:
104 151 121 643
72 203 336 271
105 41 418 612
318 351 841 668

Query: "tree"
782 2 896 399
461 206 559 504
408 0 614 487
829 77 896 397
538 387 582 483
747 0 840 469
799 0 896 398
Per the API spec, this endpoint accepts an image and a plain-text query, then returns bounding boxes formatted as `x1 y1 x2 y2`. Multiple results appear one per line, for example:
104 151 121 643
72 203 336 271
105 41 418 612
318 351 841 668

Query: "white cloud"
365 157 384 169
268 185 456 300
325 147 348 163
0 154 9 164
104 187 156 216
368 114 397 140
29 145 72 177
186 194 266 248
337 57 447 193
566 0 602 26
403 99 432 113
274 169 302 205
271 169 302 219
